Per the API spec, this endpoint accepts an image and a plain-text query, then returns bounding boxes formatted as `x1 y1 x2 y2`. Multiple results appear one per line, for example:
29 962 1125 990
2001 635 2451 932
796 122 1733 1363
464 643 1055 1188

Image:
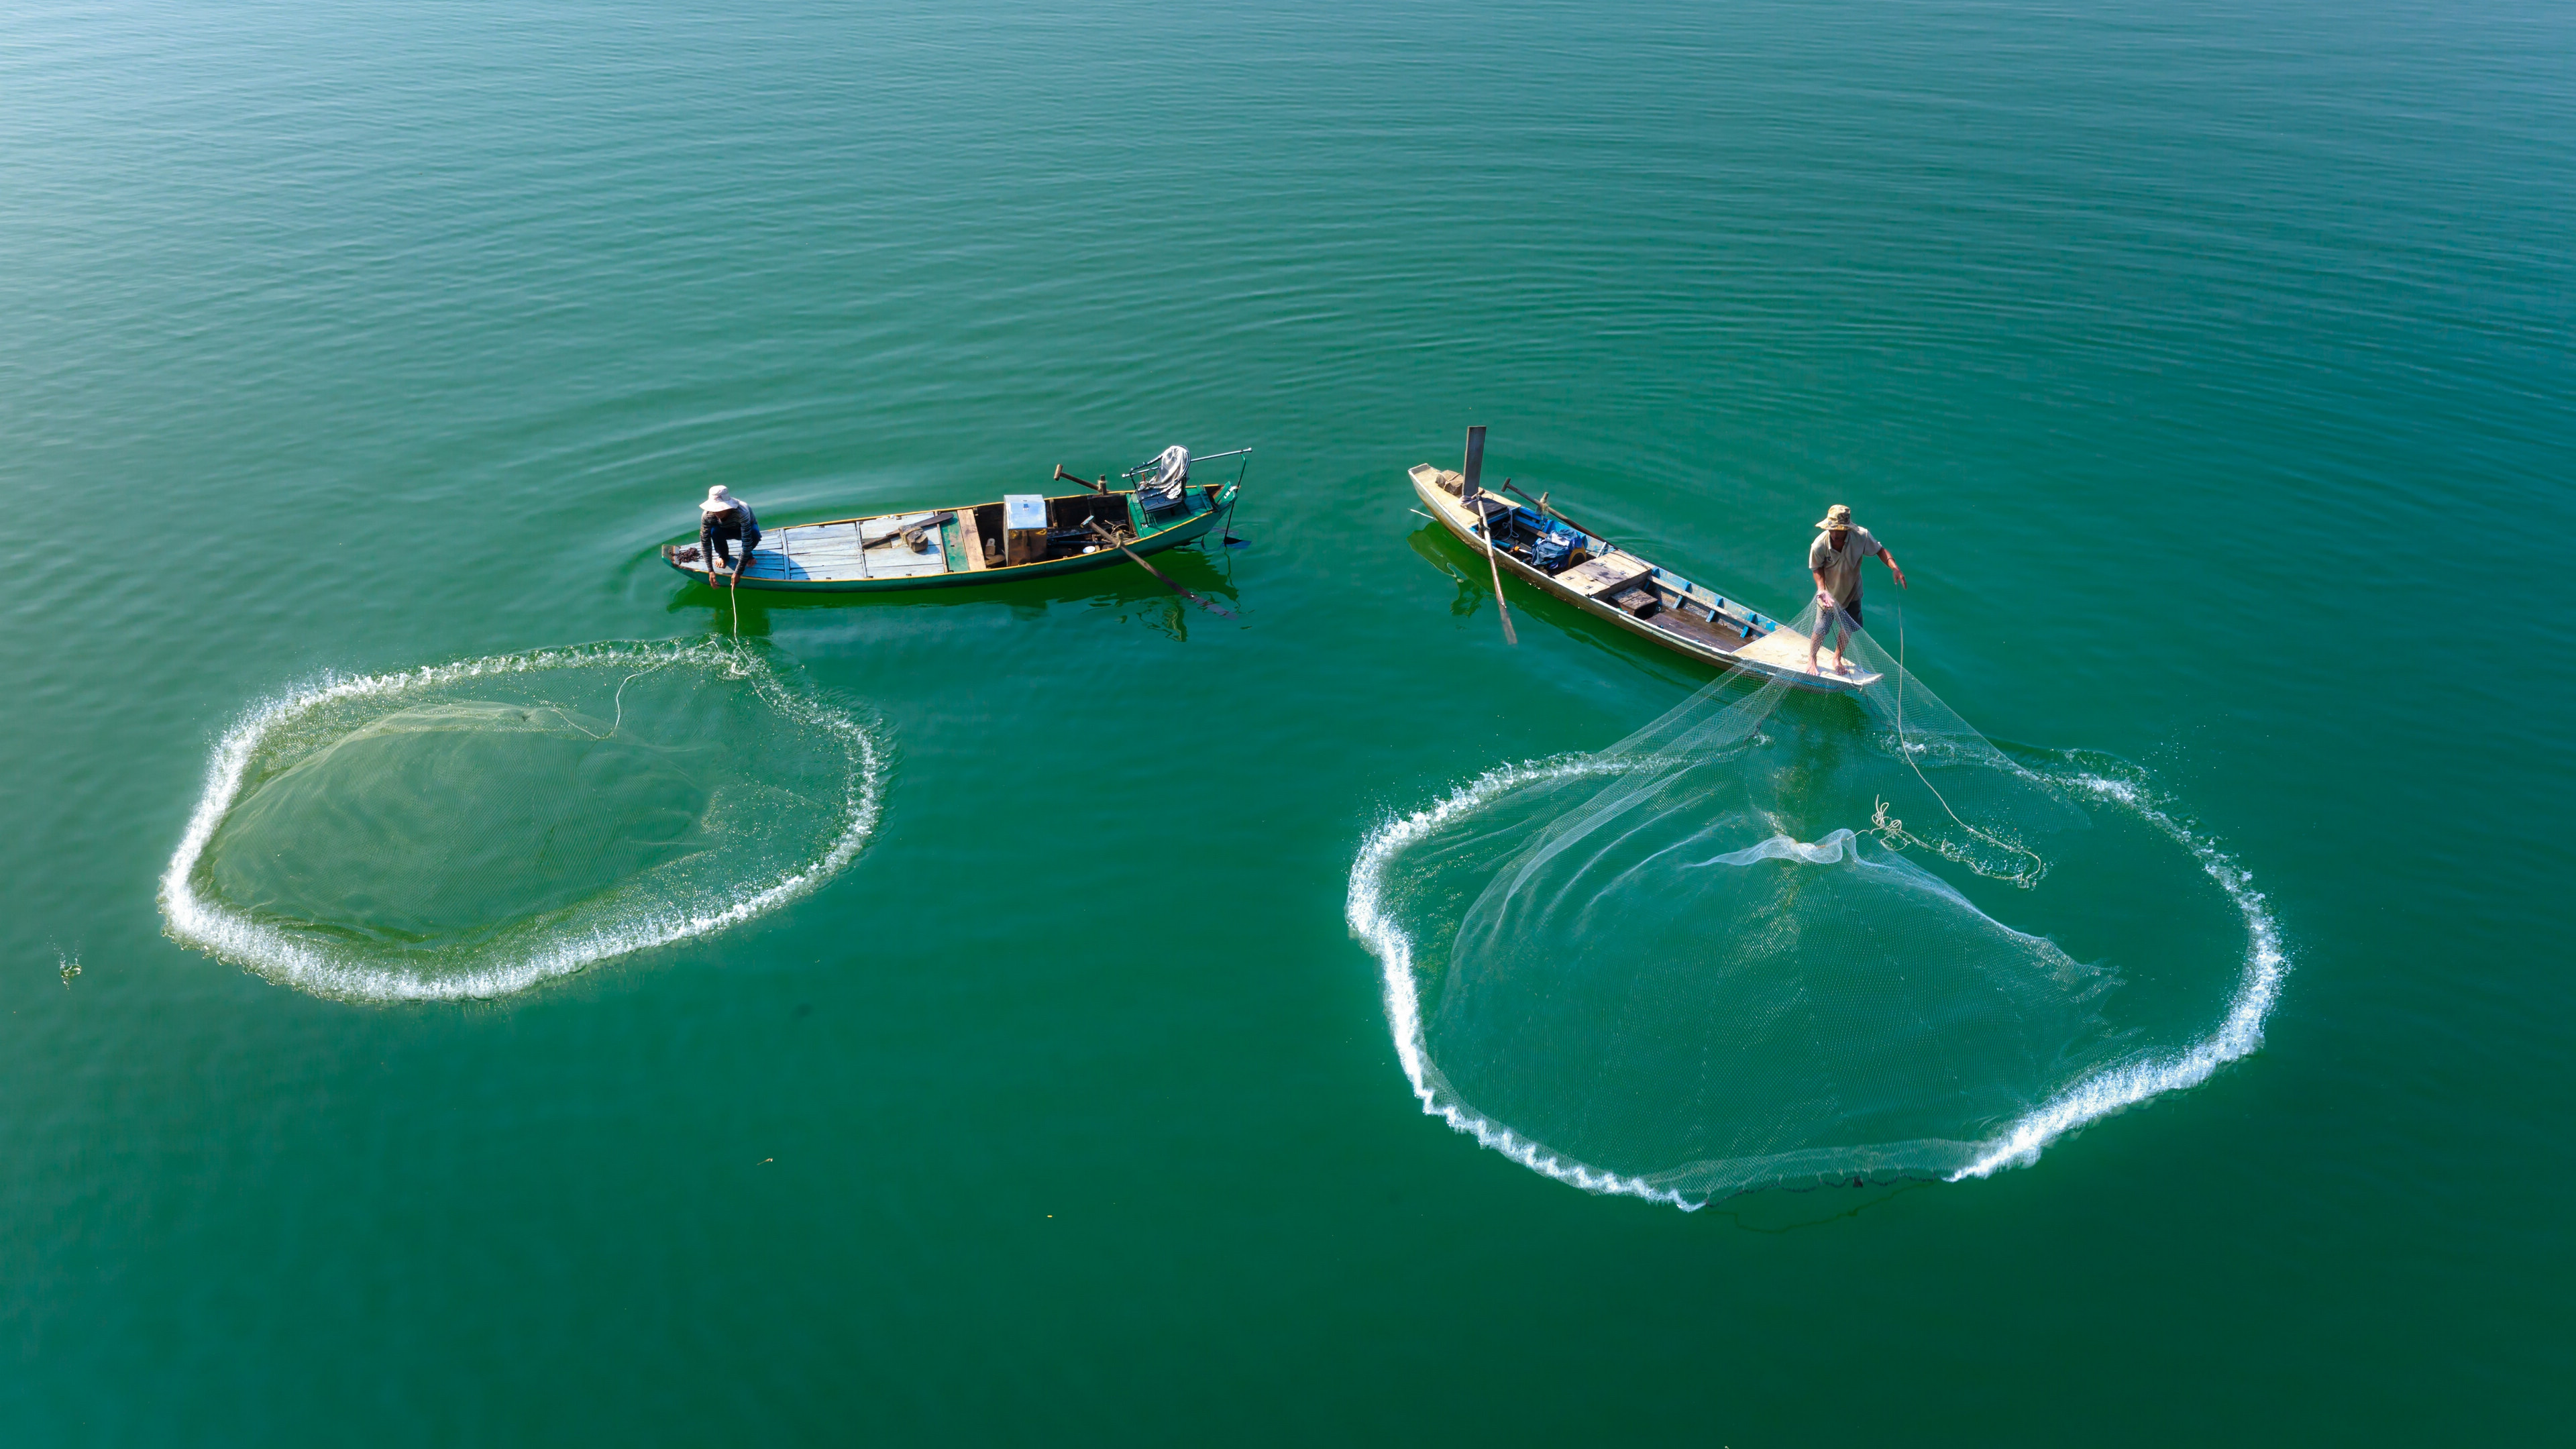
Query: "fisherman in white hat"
697 485 762 585
1807 502 1905 675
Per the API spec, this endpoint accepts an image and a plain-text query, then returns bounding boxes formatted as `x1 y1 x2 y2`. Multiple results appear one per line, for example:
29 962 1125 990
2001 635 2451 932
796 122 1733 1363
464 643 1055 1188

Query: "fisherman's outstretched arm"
1878 547 1907 589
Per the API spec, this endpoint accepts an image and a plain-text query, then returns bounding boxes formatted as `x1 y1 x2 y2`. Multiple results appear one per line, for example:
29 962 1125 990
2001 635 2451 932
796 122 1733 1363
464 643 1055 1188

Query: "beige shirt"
1808 525 1882 605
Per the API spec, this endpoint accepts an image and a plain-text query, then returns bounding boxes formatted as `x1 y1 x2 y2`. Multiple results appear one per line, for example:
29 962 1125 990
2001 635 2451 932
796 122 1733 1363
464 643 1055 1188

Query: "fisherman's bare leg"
1809 603 1843 672
1834 599 1863 672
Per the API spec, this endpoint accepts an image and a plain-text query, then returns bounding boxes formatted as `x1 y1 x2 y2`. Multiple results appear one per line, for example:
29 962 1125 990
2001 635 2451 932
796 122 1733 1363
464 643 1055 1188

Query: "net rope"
1886 598 2047 881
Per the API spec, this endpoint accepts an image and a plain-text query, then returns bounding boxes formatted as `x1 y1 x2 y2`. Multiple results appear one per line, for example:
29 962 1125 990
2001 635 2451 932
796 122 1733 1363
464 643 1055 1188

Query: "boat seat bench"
1556 551 1656 600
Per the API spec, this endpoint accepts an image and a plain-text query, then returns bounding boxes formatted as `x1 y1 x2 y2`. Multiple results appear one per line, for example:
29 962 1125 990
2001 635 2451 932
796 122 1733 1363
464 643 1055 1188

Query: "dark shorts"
700 515 762 568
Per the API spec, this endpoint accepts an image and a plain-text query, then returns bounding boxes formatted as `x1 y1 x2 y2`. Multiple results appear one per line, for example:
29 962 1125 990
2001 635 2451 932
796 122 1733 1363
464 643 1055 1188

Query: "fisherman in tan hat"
1807 503 1905 675
696 484 762 585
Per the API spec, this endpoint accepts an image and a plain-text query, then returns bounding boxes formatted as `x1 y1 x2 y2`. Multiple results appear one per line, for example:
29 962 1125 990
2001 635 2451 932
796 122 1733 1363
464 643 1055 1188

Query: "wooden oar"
1083 521 1234 619
1474 487 1517 646
1053 465 1108 494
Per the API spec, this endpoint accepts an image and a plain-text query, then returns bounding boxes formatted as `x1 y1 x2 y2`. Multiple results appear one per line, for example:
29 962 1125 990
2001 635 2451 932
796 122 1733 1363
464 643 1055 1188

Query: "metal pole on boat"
1222 449 1250 546
1122 447 1254 478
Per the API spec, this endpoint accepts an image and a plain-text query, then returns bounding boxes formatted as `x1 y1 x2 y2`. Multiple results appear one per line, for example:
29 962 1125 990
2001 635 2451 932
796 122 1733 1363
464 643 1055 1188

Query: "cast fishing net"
1351 601 2283 1206
162 641 882 1001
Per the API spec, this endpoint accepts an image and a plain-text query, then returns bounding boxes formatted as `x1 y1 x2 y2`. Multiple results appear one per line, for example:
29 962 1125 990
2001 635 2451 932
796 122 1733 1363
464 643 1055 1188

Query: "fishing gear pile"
1350 600 2282 1207
162 641 882 1002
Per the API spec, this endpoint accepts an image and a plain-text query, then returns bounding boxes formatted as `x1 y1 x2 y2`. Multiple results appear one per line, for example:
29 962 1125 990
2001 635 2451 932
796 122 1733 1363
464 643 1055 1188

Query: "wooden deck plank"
1644 608 1752 655
1556 551 1656 598
741 513 956 582
1738 625 1882 686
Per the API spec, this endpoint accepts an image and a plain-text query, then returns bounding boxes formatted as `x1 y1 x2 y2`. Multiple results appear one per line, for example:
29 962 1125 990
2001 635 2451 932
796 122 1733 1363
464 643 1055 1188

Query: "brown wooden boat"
1408 438 1880 690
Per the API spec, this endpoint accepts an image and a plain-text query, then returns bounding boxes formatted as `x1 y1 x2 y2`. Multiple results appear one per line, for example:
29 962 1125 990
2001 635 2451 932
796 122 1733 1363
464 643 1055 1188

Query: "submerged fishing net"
162 641 882 1001
1352 601 2282 1206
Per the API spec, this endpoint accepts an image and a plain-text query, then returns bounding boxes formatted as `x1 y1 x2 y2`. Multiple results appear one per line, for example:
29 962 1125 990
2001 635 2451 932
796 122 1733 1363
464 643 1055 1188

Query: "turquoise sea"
4 1 2569 1441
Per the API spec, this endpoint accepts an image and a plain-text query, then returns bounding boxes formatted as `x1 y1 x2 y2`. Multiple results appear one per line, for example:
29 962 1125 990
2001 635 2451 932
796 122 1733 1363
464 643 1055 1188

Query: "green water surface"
3 1 2569 1442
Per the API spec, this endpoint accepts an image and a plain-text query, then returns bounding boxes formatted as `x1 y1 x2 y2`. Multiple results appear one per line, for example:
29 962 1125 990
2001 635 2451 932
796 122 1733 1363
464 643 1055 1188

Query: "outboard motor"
1136 445 1190 516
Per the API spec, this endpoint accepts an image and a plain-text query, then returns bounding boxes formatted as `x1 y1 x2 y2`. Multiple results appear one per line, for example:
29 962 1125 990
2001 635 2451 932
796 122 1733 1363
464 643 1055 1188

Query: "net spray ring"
161 640 883 1002
1350 607 2284 1208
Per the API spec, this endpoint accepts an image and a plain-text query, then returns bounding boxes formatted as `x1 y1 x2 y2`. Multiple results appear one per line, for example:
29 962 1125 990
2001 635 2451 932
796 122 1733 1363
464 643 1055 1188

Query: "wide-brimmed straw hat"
700 485 739 513
1813 503 1854 531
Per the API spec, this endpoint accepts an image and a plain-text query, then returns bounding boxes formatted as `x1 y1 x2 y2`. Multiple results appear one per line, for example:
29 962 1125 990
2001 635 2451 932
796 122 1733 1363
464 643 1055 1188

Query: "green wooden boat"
662 447 1244 594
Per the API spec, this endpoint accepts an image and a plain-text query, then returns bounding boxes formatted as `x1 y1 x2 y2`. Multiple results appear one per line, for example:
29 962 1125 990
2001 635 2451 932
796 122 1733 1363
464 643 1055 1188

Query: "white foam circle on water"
1346 756 2286 1210
161 641 884 1002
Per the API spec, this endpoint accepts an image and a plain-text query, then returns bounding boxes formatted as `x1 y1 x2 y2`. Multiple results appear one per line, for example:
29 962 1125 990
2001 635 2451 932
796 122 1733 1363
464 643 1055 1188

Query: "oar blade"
1086 521 1234 618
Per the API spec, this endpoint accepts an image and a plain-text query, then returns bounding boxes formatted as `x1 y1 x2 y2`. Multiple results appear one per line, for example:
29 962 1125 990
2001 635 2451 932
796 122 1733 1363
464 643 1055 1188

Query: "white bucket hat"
700 485 739 513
